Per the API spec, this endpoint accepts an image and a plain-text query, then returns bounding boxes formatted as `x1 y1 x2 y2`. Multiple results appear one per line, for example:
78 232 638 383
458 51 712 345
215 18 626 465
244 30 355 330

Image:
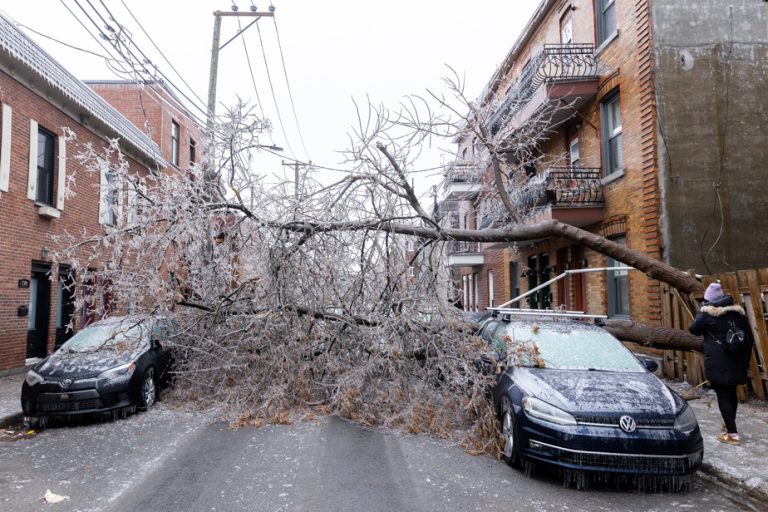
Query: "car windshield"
496 323 645 372
59 321 147 353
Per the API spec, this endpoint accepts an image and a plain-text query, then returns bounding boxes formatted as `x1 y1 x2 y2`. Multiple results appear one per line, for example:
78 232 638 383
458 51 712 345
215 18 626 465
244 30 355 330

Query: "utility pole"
206 7 275 136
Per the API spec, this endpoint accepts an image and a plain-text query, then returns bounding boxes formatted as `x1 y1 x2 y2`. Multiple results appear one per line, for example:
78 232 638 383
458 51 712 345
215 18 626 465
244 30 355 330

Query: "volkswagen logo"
619 415 637 433
60 379 72 390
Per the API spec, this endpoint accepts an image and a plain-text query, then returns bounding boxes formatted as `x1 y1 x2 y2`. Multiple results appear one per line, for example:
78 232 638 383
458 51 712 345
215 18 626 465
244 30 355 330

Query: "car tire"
138 367 157 411
501 397 521 468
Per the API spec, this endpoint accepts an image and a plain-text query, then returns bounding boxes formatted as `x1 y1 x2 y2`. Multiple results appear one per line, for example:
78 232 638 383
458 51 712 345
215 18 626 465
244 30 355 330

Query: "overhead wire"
87 0 210 118
236 17 274 145
271 15 310 160
116 0 208 109
254 20 296 159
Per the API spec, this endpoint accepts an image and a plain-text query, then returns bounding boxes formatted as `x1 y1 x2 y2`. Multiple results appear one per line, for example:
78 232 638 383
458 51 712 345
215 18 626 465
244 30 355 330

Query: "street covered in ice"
1 401 765 512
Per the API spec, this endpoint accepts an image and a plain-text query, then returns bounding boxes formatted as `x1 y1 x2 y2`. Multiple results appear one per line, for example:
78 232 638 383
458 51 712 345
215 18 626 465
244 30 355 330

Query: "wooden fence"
660 269 768 400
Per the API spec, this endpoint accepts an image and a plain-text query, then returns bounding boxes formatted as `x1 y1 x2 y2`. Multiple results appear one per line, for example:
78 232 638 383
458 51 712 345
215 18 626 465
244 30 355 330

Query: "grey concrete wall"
652 0 768 274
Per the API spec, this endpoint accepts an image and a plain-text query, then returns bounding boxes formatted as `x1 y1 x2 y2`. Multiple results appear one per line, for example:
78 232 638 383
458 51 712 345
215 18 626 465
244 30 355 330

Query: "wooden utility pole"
206 9 275 135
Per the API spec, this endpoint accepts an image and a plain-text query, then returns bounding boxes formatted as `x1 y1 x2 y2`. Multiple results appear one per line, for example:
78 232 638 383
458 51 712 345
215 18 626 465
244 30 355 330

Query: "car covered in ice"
21 316 175 425
478 316 703 485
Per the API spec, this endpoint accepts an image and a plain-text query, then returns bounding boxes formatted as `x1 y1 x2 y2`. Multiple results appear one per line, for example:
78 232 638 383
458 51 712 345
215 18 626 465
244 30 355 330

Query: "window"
607 236 630 318
473 273 479 312
596 0 617 46
560 17 573 44
462 275 468 311
36 128 55 205
488 270 495 308
601 91 622 176
105 171 119 225
171 120 180 166
190 138 196 164
0 104 11 193
408 266 415 277
569 137 580 169
465 274 475 311
406 239 415 252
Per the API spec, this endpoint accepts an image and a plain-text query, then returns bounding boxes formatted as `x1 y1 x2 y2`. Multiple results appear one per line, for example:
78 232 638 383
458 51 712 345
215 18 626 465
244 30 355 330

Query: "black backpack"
717 320 753 355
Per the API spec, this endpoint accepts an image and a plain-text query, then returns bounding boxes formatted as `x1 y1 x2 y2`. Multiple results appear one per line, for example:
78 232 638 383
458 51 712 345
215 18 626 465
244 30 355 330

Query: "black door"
55 267 76 350
26 262 51 359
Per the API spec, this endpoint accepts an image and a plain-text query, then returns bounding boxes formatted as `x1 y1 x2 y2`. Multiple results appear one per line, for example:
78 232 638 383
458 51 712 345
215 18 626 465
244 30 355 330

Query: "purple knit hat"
704 283 724 302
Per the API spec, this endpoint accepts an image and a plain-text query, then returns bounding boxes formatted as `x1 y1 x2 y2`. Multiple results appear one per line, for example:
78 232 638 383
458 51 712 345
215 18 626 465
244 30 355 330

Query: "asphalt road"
0 405 762 512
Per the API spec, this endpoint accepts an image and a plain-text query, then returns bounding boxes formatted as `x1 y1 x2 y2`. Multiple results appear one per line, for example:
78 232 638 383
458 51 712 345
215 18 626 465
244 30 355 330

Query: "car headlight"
99 362 137 381
674 404 699 433
522 396 577 426
25 370 44 387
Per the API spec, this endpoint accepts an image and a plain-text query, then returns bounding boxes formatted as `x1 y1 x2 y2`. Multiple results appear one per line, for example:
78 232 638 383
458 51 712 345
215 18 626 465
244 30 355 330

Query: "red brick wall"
0 71 151 371
87 83 203 171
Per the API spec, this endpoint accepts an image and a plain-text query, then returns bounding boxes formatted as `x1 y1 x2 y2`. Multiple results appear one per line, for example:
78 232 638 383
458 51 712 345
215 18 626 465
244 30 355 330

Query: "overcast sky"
3 0 539 191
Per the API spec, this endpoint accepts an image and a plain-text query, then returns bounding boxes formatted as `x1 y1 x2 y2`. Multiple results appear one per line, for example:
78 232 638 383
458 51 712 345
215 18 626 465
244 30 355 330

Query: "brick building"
86 80 202 174
444 0 768 323
0 15 167 372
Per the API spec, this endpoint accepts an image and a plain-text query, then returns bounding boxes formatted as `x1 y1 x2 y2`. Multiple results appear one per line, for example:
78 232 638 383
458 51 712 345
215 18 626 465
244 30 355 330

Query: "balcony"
488 44 598 136
528 167 605 227
446 241 484 267
442 161 484 201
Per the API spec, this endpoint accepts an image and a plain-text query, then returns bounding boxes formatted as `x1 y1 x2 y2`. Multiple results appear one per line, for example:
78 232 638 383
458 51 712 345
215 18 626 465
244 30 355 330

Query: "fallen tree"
52 75 705 457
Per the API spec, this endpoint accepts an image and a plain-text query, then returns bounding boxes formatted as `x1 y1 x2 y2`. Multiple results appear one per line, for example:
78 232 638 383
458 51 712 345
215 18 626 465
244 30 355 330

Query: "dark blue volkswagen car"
479 316 703 487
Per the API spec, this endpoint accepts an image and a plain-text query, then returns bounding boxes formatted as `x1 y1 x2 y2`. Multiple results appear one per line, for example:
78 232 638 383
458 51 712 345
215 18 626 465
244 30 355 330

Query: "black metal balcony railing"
443 161 484 189
488 44 598 131
543 167 604 206
446 241 482 255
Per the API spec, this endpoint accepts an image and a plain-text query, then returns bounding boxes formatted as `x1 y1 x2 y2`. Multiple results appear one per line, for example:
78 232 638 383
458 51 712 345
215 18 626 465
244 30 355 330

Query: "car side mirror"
641 357 659 373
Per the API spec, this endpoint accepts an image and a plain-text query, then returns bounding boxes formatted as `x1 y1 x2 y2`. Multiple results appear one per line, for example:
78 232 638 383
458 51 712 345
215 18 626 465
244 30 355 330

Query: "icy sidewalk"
686 388 768 500
0 372 24 426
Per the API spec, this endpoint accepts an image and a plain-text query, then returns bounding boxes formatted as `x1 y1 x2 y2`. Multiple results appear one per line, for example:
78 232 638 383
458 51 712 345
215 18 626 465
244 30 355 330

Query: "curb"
699 462 768 504
0 412 23 429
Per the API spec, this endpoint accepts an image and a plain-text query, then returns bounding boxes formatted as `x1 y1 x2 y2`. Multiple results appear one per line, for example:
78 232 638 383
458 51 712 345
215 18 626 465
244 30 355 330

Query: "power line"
236 17 272 144
91 0 210 116
254 21 296 159
272 16 310 160
72 0 211 121
116 0 208 109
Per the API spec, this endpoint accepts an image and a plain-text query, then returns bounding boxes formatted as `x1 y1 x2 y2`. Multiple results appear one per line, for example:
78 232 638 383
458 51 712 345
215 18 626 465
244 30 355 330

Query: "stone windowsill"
600 168 625 186
37 205 61 219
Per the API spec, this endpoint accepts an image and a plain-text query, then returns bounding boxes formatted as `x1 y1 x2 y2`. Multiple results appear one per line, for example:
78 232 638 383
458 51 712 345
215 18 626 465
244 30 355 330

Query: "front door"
55 267 76 350
26 262 51 359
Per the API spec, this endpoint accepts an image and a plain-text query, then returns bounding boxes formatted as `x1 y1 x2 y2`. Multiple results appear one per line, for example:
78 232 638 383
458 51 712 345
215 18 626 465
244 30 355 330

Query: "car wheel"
501 397 521 468
138 367 157 411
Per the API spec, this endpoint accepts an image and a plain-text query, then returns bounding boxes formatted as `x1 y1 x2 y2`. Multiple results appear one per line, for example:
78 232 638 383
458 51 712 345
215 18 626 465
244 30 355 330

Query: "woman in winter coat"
689 283 753 445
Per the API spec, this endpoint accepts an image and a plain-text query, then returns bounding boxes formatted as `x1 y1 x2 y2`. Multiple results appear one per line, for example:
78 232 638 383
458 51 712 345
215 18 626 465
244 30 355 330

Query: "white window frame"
408 266 415 277
462 275 468 311
488 270 495 308
468 274 474 311
569 137 580 169
0 104 12 193
560 18 573 44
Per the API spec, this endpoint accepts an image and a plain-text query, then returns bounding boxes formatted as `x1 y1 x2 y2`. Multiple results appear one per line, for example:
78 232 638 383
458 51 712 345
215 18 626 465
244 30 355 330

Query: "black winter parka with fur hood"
689 295 753 386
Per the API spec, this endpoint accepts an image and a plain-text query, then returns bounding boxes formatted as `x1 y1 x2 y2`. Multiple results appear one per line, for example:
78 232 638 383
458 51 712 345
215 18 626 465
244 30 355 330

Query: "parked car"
478 315 703 486
21 316 175 426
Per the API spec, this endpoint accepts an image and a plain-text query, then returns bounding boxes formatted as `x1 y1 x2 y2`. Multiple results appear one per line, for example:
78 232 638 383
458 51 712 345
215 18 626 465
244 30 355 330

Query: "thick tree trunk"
603 319 703 352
